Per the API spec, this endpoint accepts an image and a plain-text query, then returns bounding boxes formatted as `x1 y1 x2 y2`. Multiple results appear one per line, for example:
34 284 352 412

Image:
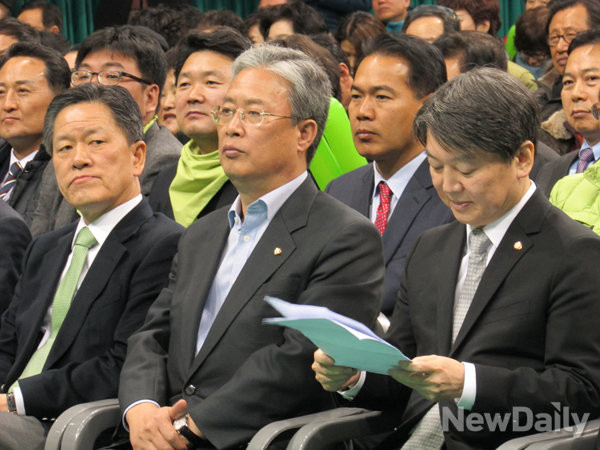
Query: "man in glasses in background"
118 44 384 449
30 25 182 236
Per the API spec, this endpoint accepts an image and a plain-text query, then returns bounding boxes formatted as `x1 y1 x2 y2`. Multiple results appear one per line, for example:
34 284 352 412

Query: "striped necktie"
0 162 23 201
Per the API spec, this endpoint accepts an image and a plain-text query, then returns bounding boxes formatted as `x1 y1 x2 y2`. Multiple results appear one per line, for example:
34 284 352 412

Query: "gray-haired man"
119 44 384 449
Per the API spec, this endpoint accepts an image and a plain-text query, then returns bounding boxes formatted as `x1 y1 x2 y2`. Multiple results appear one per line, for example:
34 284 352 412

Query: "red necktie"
374 182 392 235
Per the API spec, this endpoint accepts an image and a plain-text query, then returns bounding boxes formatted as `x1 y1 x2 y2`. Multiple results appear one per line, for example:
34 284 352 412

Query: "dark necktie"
0 162 23 201
374 182 392 235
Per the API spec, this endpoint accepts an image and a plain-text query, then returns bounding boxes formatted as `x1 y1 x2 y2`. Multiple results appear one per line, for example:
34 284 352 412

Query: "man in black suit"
326 34 453 315
537 30 600 196
0 201 30 315
0 42 70 224
313 68 600 449
0 84 183 449
119 44 384 449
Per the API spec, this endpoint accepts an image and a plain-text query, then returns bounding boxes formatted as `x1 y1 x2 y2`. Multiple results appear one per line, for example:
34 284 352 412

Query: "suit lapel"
181 211 230 370
450 191 547 354
190 179 317 372
434 222 465 356
382 161 432 264
45 200 153 367
12 230 72 375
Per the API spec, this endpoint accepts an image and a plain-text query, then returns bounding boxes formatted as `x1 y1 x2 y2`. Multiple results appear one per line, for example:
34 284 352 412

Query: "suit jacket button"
184 385 196 395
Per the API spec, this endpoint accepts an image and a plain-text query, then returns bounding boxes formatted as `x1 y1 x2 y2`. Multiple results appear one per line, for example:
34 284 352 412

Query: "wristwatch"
6 392 17 414
173 415 205 448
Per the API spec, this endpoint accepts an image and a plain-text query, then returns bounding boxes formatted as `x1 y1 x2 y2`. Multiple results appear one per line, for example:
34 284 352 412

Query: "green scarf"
143 115 158 134
169 140 229 227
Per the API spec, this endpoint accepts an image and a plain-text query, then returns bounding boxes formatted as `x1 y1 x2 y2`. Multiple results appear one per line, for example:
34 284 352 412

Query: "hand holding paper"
263 296 410 375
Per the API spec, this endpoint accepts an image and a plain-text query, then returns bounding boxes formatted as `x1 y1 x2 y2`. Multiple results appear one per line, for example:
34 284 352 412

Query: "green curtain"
9 0 524 45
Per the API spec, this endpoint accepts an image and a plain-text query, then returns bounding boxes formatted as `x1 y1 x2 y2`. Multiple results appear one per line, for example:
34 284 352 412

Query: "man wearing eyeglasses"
536 0 600 123
29 25 182 236
118 44 384 449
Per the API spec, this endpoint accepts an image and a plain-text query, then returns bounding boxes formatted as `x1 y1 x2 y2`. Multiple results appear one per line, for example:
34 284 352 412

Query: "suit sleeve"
0 214 31 315
472 233 600 417
189 217 384 448
17 228 182 419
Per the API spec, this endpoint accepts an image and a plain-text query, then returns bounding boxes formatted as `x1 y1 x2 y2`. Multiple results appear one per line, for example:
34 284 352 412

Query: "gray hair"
43 84 144 154
414 67 540 163
232 44 332 163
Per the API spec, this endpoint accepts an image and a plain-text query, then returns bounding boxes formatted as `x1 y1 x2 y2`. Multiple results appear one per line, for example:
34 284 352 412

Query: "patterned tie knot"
379 182 391 203
8 161 22 177
576 147 595 173
75 227 97 250
469 228 491 256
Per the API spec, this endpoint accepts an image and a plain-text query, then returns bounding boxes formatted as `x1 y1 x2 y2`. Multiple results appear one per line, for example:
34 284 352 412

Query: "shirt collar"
10 148 38 168
386 20 404 33
372 152 426 198
73 194 143 248
228 171 308 228
466 181 537 251
580 139 600 163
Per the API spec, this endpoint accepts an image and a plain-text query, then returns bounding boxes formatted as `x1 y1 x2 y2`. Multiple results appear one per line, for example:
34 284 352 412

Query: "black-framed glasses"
547 32 579 47
212 105 297 127
71 69 152 86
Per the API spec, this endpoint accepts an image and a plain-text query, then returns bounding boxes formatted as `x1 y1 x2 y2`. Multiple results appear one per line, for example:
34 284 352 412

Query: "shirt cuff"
122 399 160 431
12 387 26 416
337 371 366 400
457 362 476 410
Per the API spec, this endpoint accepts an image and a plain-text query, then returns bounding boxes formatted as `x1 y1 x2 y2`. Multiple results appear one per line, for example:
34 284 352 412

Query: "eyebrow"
54 127 106 141
179 69 225 79
223 96 266 106
78 62 125 70
351 84 396 95
564 67 600 78
0 79 42 87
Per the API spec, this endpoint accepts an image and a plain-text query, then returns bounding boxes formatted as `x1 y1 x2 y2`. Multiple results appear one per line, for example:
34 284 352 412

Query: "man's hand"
312 349 360 392
0 394 7 412
388 355 465 402
126 399 191 450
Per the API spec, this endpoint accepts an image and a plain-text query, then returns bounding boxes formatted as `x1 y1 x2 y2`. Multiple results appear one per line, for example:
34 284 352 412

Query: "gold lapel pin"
274 247 282 255
513 241 523 250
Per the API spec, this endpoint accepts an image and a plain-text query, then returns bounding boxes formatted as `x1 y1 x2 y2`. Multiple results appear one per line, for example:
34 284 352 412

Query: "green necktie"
11 227 97 389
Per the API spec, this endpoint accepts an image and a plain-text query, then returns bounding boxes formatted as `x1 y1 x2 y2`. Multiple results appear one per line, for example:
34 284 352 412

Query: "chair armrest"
247 407 371 450
45 400 118 450
44 398 120 450
287 409 398 450
496 418 600 450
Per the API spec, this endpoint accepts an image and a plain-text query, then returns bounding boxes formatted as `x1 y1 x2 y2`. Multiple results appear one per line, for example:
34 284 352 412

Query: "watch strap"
175 416 206 448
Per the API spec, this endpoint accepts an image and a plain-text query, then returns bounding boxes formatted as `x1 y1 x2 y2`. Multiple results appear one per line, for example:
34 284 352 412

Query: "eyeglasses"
547 32 579 47
212 106 296 127
71 69 152 86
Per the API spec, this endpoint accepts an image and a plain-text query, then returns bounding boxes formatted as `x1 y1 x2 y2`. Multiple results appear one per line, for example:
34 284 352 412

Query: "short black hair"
414 68 540 163
0 17 39 43
402 5 461 35
128 5 190 48
43 83 144 154
39 29 70 53
434 31 508 73
569 28 600 54
359 33 447 99
196 9 246 35
311 32 351 68
173 28 251 81
18 0 63 32
260 0 328 39
546 0 600 36
0 41 70 93
76 25 167 89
